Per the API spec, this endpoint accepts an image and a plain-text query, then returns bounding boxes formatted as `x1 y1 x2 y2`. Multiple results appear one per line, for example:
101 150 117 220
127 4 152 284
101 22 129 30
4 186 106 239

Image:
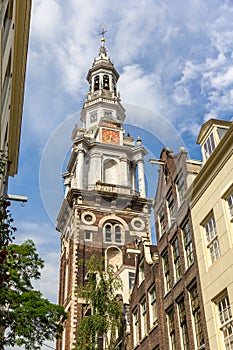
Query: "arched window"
105 224 111 242
94 75 99 91
115 226 121 243
103 74 109 90
104 222 123 243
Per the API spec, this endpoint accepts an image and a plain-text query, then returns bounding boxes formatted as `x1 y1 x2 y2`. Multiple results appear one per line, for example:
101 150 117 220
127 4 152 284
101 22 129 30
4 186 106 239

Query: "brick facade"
129 148 209 350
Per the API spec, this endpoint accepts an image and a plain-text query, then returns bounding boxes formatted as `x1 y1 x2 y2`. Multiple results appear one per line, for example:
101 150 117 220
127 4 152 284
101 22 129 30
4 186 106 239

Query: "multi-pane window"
105 224 112 242
178 298 190 350
132 307 139 346
140 298 147 338
163 251 171 293
216 292 233 349
227 192 233 221
129 271 135 290
189 284 205 348
167 308 176 350
139 260 145 285
84 230 92 241
182 219 194 268
158 207 166 237
149 285 157 328
104 223 122 243
167 191 175 225
203 132 215 160
115 226 121 243
176 172 185 206
204 215 221 263
172 237 182 281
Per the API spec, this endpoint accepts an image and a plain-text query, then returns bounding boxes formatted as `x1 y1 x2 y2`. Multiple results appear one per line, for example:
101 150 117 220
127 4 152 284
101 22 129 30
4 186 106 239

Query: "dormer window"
94 75 99 91
203 132 215 160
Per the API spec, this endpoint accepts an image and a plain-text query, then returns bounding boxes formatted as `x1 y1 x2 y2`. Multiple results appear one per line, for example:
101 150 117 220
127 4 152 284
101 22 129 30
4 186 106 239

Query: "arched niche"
103 159 118 184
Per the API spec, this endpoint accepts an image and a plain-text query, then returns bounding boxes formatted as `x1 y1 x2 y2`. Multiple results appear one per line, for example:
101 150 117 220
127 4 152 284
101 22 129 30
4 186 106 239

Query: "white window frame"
148 285 157 328
227 192 233 222
215 291 233 350
163 251 171 293
176 172 185 207
167 308 176 350
140 297 147 338
203 131 215 161
129 271 135 290
158 207 166 238
132 307 139 346
177 297 190 350
172 236 182 282
167 190 175 226
204 215 221 264
139 260 145 285
182 219 194 269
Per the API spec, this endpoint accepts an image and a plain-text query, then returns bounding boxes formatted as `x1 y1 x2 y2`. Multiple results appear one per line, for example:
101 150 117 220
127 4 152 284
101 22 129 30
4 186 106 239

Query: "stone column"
76 150 85 189
89 152 101 189
120 157 128 187
137 159 146 197
131 162 136 194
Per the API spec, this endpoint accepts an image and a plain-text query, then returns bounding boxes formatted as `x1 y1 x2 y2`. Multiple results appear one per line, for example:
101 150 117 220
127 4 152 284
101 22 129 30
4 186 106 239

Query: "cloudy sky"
7 0 233 348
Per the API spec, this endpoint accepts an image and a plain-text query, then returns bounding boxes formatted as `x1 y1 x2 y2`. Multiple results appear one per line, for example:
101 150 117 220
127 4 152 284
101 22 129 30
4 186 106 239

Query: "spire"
99 25 107 57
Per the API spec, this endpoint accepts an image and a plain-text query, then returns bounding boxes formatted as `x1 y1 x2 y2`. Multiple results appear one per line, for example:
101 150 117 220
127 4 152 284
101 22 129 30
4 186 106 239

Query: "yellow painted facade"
0 0 31 195
189 120 233 349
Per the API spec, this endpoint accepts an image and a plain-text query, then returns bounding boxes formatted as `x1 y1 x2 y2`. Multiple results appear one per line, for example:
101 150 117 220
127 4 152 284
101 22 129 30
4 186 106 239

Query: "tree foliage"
0 239 67 349
75 255 124 350
0 151 67 349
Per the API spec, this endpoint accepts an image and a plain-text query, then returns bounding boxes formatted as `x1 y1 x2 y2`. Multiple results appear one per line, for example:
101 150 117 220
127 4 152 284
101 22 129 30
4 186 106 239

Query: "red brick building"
129 148 210 350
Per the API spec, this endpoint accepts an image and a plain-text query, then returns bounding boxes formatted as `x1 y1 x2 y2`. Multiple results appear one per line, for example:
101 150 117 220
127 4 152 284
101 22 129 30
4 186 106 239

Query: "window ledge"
148 321 158 334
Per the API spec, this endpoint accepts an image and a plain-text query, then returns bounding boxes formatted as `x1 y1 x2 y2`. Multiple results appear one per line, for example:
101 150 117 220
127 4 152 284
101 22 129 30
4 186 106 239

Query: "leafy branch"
75 255 123 350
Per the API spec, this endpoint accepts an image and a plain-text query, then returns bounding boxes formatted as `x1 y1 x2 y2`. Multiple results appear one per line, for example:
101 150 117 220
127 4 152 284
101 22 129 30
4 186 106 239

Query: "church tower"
56 31 153 350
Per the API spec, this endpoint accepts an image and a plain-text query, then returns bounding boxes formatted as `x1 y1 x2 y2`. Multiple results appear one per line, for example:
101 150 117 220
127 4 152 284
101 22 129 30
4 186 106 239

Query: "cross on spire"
98 25 108 57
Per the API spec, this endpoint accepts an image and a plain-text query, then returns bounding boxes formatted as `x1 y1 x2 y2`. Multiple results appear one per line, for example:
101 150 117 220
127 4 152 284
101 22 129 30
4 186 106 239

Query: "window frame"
189 283 205 349
104 222 122 244
132 307 139 346
204 214 221 264
158 206 166 238
167 307 176 350
172 236 182 282
163 250 171 293
139 259 145 285
148 285 157 328
182 219 194 269
140 297 147 338
176 172 185 207
215 291 233 350
177 297 190 350
203 131 215 160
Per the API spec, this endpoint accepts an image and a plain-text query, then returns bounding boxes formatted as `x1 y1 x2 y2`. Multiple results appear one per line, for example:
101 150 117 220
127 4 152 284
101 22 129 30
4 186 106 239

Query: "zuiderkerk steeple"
56 33 153 350
80 28 126 133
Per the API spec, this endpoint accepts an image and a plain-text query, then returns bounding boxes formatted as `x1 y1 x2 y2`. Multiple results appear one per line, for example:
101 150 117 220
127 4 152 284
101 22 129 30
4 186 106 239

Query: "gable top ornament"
98 25 108 57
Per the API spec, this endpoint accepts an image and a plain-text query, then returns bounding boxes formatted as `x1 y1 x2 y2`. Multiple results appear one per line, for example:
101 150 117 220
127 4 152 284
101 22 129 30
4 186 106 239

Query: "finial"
137 136 142 146
98 25 108 57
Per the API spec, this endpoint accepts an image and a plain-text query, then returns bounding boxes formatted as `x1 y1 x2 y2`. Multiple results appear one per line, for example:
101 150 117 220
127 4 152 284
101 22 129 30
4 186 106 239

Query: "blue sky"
6 0 233 347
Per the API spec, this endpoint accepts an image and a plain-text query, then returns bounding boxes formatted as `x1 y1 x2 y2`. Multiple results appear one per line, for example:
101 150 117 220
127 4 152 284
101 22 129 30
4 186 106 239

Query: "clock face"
102 128 120 144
